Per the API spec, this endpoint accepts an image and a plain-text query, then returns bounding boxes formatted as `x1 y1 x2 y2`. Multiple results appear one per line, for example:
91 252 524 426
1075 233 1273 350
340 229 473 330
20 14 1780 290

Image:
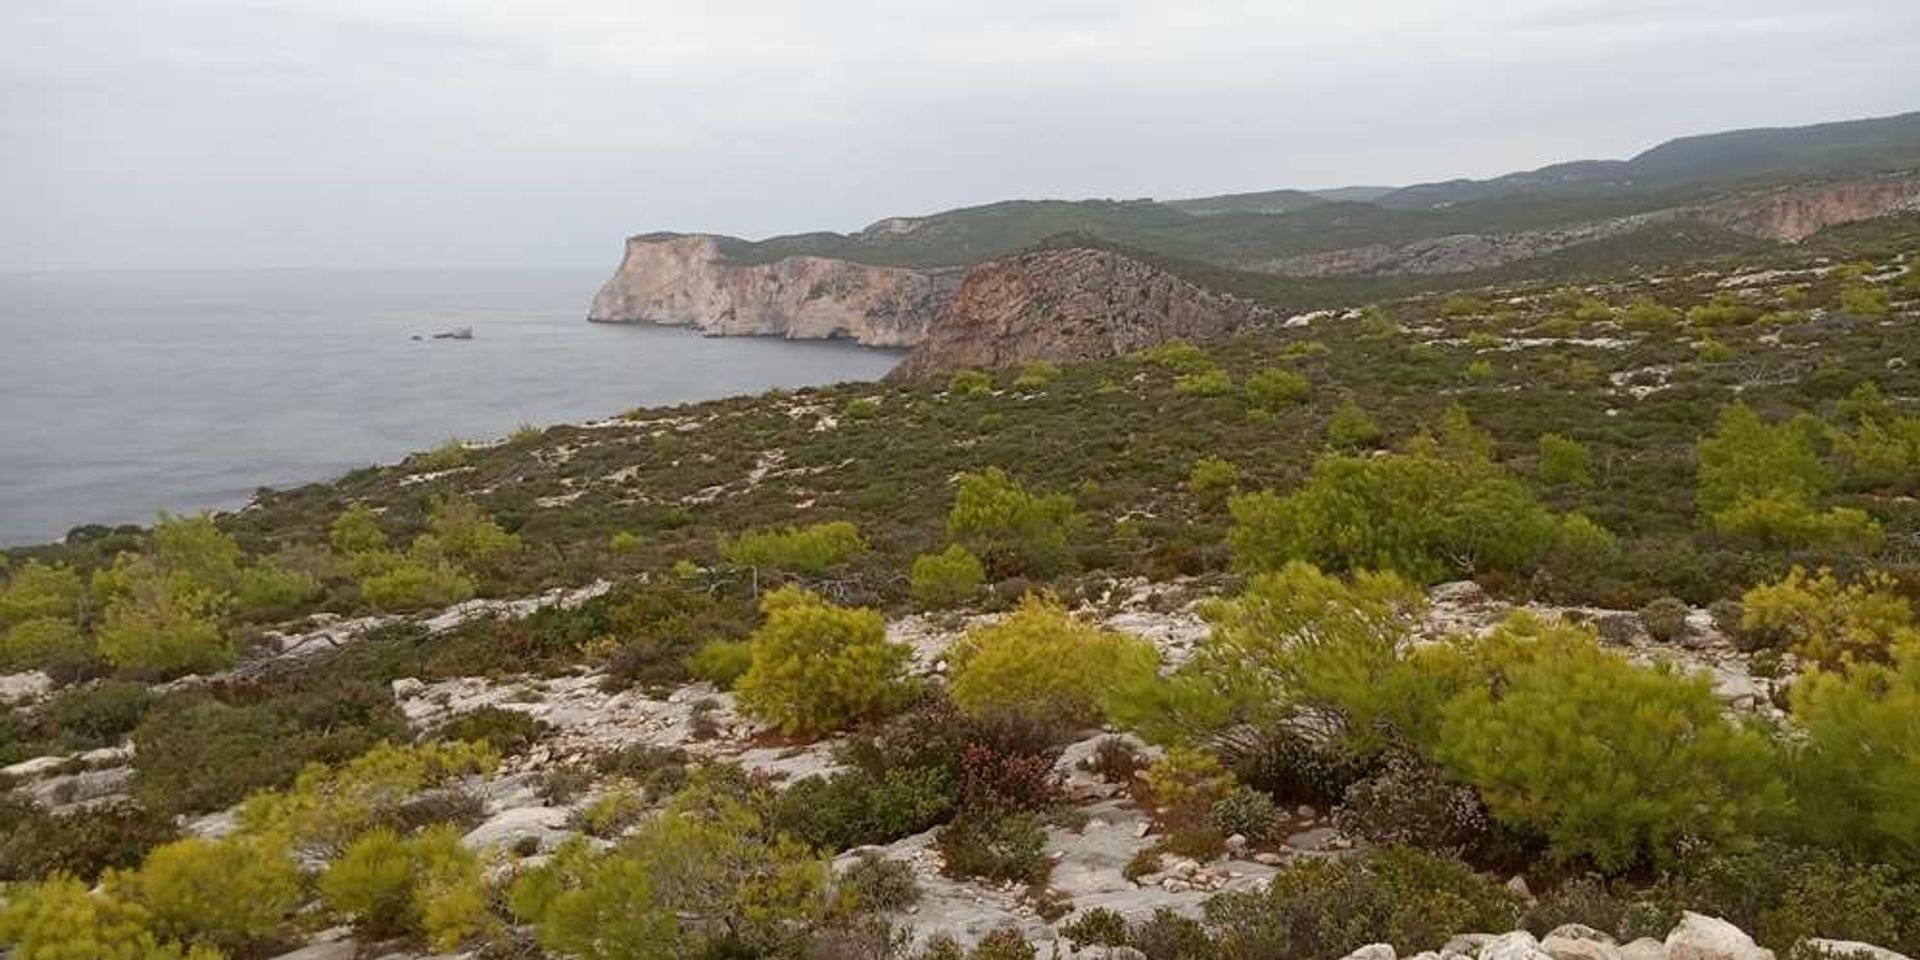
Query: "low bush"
947 468 1078 578
836 852 922 912
320 825 489 949
0 875 218 960
773 766 956 852
1538 433 1594 486
946 594 1160 729
431 706 548 756
0 799 178 883
719 521 869 575
1248 847 1521 958
934 813 1049 885
687 639 753 688
733 587 911 736
1186 456 1242 508
1638 596 1691 643
910 545 986 608
1333 749 1498 859
113 833 302 953
1246 368 1311 410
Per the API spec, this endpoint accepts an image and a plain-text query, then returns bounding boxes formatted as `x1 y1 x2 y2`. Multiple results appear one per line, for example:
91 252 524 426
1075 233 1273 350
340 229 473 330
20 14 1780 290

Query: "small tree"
320 825 489 949
111 834 301 953
330 504 389 555
93 558 233 677
947 468 1077 577
733 588 911 736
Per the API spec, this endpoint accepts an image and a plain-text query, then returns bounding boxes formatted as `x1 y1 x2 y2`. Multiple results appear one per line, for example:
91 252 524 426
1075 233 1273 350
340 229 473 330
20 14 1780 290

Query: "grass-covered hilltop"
4 217 1920 956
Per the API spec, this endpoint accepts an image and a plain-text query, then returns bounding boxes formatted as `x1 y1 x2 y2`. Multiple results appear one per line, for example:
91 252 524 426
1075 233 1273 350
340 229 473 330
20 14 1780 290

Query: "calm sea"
0 268 902 546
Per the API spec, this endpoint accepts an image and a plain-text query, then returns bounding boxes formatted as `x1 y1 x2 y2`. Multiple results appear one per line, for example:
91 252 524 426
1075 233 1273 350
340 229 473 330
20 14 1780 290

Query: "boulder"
1446 934 1498 959
1341 945 1396 960
1801 940 1913 960
461 805 572 853
1481 932 1555 960
1544 932 1621 960
0 671 53 705
1666 912 1777 960
1619 939 1667 960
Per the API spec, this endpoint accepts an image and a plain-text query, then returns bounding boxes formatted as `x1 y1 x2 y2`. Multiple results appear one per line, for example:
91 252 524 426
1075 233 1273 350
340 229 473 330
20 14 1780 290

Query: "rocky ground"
0 573 1841 959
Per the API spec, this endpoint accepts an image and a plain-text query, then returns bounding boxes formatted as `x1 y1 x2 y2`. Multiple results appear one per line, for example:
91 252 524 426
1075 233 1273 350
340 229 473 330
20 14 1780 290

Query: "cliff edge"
586 234 960 347
890 246 1276 378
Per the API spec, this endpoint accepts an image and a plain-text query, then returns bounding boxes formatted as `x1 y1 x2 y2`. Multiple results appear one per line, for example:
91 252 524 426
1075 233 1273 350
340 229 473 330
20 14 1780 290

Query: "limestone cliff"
890 247 1276 378
1696 174 1920 241
586 234 960 347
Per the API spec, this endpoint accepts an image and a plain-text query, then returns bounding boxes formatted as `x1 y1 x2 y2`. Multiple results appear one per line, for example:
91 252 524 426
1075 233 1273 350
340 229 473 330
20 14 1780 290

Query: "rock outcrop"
890 246 1276 378
1696 174 1920 242
586 234 960 347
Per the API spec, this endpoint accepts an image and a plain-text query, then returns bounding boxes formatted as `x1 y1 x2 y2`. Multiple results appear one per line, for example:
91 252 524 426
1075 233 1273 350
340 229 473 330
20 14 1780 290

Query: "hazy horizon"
6 1 1918 272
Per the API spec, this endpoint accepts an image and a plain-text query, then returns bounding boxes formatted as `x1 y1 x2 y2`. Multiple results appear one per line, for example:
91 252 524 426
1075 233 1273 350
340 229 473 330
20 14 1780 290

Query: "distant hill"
643 109 1920 279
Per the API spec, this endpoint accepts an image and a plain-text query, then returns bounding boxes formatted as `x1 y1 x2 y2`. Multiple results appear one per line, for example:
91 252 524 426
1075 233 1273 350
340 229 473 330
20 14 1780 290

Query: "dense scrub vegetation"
0 239 1917 958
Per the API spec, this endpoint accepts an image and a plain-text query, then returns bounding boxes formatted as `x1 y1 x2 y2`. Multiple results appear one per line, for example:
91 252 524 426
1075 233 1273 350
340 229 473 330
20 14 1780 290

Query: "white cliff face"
586 234 960 348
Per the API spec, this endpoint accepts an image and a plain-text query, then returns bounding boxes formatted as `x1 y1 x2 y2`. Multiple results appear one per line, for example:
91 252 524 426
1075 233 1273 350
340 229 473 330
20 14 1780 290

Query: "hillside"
3 217 1920 958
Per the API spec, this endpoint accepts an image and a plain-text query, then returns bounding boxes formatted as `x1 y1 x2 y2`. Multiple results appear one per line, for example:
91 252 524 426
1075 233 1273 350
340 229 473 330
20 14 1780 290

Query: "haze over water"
0 268 901 546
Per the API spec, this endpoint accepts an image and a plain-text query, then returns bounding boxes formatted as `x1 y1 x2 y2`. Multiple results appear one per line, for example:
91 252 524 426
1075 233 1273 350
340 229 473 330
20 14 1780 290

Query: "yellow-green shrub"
239 740 499 858
946 594 1160 728
947 468 1077 577
0 875 221 960
1186 456 1241 508
111 834 299 953
1740 568 1917 669
1435 615 1785 871
719 521 869 575
319 825 488 949
732 587 911 736
910 545 986 607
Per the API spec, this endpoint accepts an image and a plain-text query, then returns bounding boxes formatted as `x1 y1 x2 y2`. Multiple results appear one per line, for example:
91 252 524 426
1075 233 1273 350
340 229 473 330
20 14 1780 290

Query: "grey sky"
4 0 1917 271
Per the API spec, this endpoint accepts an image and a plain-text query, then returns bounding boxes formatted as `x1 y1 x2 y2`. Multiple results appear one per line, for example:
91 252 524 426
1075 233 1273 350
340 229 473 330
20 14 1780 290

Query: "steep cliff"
586 234 960 347
890 247 1276 378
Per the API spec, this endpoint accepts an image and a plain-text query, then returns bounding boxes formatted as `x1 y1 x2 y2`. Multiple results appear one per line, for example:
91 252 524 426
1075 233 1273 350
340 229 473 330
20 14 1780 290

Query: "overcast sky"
3 0 1917 272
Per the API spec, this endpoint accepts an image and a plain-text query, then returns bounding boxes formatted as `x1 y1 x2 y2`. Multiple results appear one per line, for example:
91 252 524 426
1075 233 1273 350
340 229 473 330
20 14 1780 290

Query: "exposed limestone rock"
0 671 53 705
1481 931 1556 960
1666 912 1777 960
890 247 1275 378
1801 940 1915 960
1342 945 1398 960
1618 939 1668 960
587 234 959 347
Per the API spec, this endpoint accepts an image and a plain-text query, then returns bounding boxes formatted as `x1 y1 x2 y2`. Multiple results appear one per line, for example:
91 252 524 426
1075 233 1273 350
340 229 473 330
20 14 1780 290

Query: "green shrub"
414 438 471 471
320 825 489 949
1441 294 1490 317
1247 368 1311 410
1326 400 1382 449
0 617 91 675
0 561 84 627
232 562 321 618
1174 368 1234 397
843 397 882 419
1788 649 1920 864
431 706 548 756
1135 340 1213 373
910 545 986 607
330 504 390 554
39 680 154 749
1229 429 1565 584
359 558 476 612
1435 615 1785 872
237 740 499 858
719 521 869 575
837 852 921 911
1209 786 1278 839
1464 358 1496 382
949 369 995 396
946 594 1160 728
1739 568 1915 670
1186 456 1241 508
1138 747 1237 830
1538 433 1594 486
0 800 178 883
513 781 829 960
1687 294 1761 327
1622 296 1678 327
1638 596 1691 643
733 587 911 736
1839 285 1891 317
418 496 521 569
1333 750 1495 858
609 531 643 554
1014 360 1061 389
1215 847 1519 959
133 699 306 815
113 833 301 953
773 767 956 852
934 813 1048 884
0 875 218 960
93 559 233 677
1709 492 1882 552
687 639 753 688
947 468 1078 577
